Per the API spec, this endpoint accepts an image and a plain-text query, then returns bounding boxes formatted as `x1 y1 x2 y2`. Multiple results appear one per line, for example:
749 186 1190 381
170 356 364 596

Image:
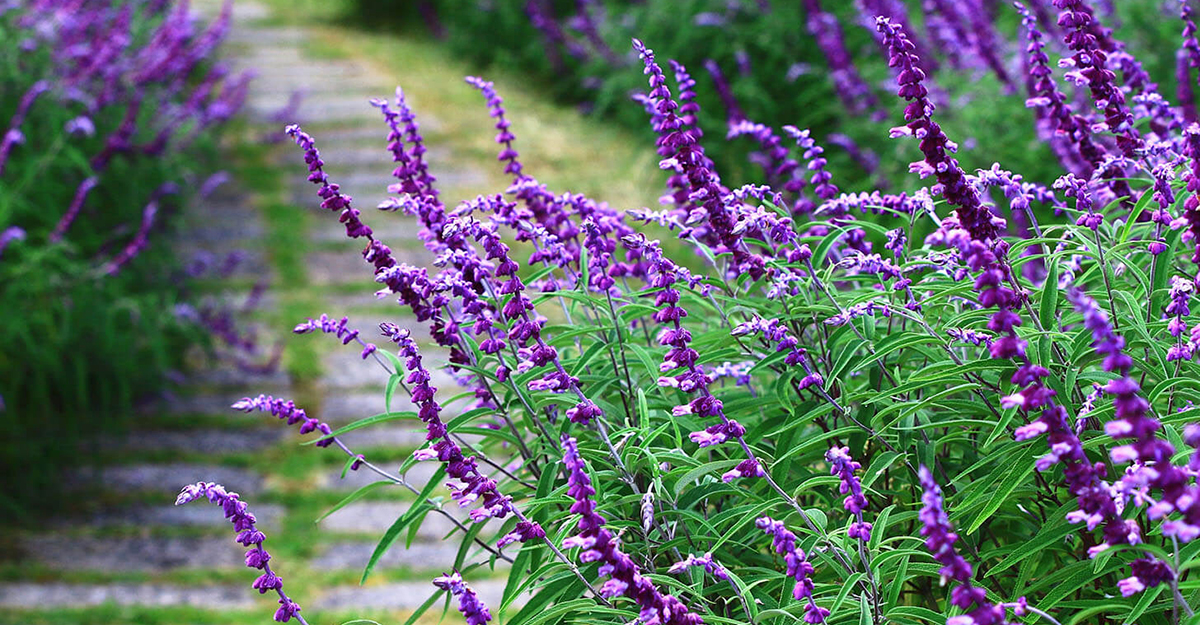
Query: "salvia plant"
372 0 1187 192
184 1 1200 624
0 0 245 515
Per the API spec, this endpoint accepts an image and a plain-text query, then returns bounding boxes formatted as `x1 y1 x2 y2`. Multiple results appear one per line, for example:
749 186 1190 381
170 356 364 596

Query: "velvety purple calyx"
918 468 1007 624
380 324 531 526
433 572 492 625
232 394 335 448
755 516 827 623
1053 0 1142 157
561 435 704 625
176 482 306 623
826 446 870 542
293 314 378 359
876 17 995 243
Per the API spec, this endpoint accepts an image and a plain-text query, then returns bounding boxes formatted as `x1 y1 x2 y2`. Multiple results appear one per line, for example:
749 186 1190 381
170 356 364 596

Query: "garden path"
0 0 660 622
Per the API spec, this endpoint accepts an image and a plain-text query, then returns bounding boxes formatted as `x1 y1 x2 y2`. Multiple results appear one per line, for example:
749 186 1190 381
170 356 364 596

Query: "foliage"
0 0 245 519
344 0 1190 194
183 1 1200 624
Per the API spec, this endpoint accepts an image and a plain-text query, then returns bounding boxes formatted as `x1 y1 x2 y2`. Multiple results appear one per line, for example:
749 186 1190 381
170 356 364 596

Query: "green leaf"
315 480 391 524
307 411 419 444
1039 260 1059 330
361 501 434 584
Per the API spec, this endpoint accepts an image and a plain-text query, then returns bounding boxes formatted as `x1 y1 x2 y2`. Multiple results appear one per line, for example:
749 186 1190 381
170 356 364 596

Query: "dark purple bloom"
0 80 49 177
176 482 307 623
232 394 335 448
433 572 492 625
826 446 870 542
755 516 827 623
668 552 729 581
293 314 379 360
1053 0 1142 157
877 17 996 243
0 226 26 259
918 467 1007 625
561 435 704 625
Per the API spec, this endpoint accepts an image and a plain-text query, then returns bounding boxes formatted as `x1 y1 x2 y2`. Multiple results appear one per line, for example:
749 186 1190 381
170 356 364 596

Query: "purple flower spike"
876 17 995 243
918 467 1007 624
1053 0 1142 157
176 482 307 623
465 77 523 179
755 516 827 623
826 446 870 542
433 572 492 625
561 435 704 625
668 552 729 581
293 314 379 359
233 394 336 448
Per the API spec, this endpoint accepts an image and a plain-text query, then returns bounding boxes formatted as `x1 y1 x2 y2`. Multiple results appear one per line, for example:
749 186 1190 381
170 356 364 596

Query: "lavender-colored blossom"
293 314 378 359
232 394 335 448
432 572 492 625
755 516 827 623
381 324 532 525
0 80 50 177
1054 0 1142 157
877 18 996 243
0 226 26 258
918 467 1007 624
561 435 703 625
668 552 729 581
826 446 871 542
176 482 306 623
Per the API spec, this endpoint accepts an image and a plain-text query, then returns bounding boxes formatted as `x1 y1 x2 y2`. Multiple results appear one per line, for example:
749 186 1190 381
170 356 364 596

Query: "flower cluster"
756 516 828 623
562 435 703 625
176 482 305 623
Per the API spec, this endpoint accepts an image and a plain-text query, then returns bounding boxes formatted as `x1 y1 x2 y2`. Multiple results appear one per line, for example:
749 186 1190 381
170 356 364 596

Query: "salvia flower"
826 446 871 542
918 467 1007 624
561 435 704 625
232 394 335 448
876 17 996 243
667 552 729 581
755 516 827 623
176 482 306 623
293 314 378 359
433 572 492 625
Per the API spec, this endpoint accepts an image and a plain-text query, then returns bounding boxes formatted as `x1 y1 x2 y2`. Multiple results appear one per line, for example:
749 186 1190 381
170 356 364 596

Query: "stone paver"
81 503 285 531
311 540 469 571
335 425 428 450
319 391 417 425
71 464 263 495
22 536 243 571
316 579 512 611
103 428 284 454
321 458 442 493
321 501 463 536
0 583 253 608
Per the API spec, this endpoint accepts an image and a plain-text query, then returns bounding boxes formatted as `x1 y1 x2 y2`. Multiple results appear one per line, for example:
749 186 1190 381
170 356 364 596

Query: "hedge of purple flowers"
186 1 1200 624
1 0 245 515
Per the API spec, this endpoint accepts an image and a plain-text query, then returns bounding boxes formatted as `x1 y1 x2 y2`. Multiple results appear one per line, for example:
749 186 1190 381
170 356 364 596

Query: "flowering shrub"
0 0 245 515
186 2 1200 623
354 0 1184 190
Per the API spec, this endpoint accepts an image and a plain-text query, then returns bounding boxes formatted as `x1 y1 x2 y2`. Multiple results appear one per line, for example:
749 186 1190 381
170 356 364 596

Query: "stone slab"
102 428 284 455
19 536 243 571
0 583 253 608
80 503 285 531
70 464 263 496
321 458 442 493
316 579 511 611
311 540 465 571
320 501 462 537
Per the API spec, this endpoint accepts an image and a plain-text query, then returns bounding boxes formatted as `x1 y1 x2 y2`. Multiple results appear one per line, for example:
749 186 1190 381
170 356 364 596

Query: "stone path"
0 0 514 621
